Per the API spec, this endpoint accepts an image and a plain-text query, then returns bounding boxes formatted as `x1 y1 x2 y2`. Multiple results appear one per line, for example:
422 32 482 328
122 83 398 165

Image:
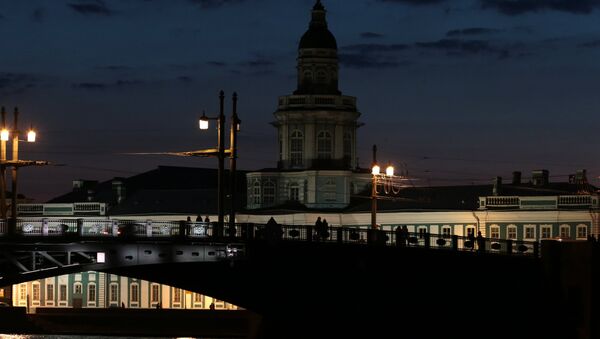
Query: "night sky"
1 0 600 202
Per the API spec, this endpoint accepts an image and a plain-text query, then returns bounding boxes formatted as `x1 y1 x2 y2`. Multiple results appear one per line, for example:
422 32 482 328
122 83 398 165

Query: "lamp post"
0 107 44 234
198 91 240 238
370 145 394 231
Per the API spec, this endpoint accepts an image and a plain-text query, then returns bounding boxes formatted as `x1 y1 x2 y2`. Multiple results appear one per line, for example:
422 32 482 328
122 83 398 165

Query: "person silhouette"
314 217 323 241
401 225 409 246
204 216 210 223
395 226 405 247
195 215 202 222
321 219 329 240
186 216 191 222
476 231 485 252
467 230 475 251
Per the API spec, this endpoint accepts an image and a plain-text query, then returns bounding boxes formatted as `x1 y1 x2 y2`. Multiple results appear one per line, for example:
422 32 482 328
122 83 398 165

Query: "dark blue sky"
2 0 600 202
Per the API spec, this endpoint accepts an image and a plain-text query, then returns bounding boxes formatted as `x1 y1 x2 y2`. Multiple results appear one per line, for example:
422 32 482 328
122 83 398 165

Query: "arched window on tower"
263 181 276 205
316 70 327 83
290 130 304 167
303 70 313 82
317 130 332 159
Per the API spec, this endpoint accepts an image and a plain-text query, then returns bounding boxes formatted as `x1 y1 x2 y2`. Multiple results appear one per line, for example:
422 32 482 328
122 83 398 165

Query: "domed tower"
274 0 361 171
247 1 368 210
295 0 340 95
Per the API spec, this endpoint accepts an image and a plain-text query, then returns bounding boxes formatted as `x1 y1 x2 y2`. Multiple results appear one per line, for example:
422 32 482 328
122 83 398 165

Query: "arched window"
88 283 97 306
263 181 276 205
317 130 332 159
577 224 588 239
290 130 304 166
109 283 119 305
303 70 313 82
316 70 327 82
560 224 571 239
252 181 261 205
129 283 139 306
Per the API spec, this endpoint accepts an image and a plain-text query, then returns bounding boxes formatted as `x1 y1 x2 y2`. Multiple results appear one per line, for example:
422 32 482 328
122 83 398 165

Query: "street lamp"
195 91 240 238
131 91 240 238
0 107 48 233
370 145 395 230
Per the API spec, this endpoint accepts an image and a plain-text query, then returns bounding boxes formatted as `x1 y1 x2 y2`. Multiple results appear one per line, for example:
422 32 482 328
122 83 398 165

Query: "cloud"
578 40 600 48
68 0 114 16
339 43 411 68
360 32 385 39
72 79 144 90
207 61 227 67
376 0 446 5
0 73 39 94
72 82 107 90
480 0 600 15
188 0 247 9
31 8 46 22
239 58 274 67
341 43 409 53
339 54 407 69
446 27 502 37
415 38 508 57
177 76 193 83
97 65 132 71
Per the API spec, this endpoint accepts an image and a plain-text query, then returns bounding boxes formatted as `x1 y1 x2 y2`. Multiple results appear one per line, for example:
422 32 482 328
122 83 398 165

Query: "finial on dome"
313 0 324 10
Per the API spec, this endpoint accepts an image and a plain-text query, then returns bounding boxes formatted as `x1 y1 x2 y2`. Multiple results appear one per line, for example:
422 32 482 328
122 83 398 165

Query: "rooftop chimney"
493 176 502 196
512 171 521 185
532 169 549 186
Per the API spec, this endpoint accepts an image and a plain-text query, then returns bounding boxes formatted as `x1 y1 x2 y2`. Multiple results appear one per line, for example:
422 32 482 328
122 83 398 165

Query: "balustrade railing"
0 218 541 257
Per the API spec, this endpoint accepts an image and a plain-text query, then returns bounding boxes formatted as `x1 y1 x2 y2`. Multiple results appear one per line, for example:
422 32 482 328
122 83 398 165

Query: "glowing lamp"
27 130 36 142
199 111 209 130
372 165 380 175
386 165 394 177
0 129 8 141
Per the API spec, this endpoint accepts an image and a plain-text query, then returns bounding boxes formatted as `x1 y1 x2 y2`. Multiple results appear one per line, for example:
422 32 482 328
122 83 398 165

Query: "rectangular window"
442 227 451 238
32 284 40 301
130 285 139 303
46 284 54 301
507 227 517 240
88 285 96 303
59 285 67 301
74 284 82 295
541 226 552 239
173 288 182 304
524 226 535 239
323 179 336 202
110 284 118 302
151 285 159 303
490 226 500 239
19 285 26 301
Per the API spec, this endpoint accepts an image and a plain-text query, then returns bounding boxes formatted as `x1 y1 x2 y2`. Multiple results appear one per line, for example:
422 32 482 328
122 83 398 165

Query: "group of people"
314 217 329 240
395 225 410 246
186 216 210 222
467 231 486 252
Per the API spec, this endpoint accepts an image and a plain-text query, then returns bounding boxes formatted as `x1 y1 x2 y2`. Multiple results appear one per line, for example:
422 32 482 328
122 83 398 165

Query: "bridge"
0 217 583 339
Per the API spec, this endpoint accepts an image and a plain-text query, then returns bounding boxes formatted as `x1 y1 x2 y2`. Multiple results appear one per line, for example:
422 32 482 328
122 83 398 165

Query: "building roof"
49 166 247 215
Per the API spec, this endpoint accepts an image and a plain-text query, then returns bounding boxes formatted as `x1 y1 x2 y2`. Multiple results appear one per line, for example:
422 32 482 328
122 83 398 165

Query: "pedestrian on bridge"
315 217 323 241
476 231 485 252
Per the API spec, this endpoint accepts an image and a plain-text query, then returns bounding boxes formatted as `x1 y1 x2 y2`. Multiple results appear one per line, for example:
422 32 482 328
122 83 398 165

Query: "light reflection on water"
0 336 212 339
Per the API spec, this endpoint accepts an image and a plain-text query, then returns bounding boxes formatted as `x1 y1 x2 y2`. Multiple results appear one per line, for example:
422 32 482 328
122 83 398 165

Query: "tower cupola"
295 0 339 95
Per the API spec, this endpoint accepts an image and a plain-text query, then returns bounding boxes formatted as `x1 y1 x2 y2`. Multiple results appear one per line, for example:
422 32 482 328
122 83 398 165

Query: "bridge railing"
0 218 540 256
